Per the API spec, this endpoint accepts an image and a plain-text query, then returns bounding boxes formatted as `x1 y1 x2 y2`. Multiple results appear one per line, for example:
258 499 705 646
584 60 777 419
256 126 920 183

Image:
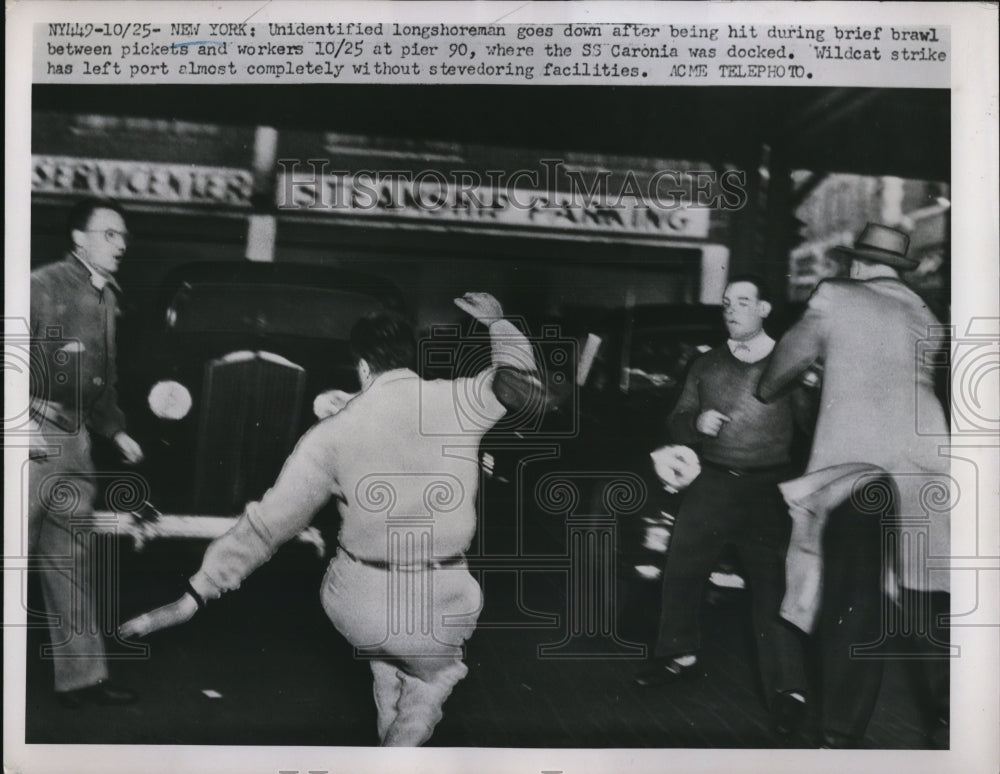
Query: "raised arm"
454 292 537 372
453 292 542 420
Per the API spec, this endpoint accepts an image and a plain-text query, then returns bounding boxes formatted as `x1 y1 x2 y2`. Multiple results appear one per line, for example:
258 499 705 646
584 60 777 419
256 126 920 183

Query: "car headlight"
148 380 193 420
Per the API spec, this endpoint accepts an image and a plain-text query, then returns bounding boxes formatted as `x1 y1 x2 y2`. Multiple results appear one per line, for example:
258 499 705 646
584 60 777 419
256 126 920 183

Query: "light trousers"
28 423 109 692
321 550 482 745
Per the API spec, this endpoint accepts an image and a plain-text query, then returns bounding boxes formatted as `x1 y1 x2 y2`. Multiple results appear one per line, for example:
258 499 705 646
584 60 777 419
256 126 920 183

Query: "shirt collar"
69 252 121 294
367 368 418 390
727 330 775 363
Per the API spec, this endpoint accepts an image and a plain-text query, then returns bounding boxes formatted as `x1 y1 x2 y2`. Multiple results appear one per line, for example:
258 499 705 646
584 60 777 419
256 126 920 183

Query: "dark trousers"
817 492 886 739
654 465 807 702
899 588 951 724
819 488 952 741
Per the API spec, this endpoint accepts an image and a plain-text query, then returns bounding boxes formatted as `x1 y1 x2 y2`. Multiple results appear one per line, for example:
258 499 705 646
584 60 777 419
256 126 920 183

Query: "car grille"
194 351 306 514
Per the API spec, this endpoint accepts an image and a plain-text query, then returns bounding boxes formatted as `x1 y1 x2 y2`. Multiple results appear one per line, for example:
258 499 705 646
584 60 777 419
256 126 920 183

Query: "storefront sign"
31 155 254 206
277 171 710 240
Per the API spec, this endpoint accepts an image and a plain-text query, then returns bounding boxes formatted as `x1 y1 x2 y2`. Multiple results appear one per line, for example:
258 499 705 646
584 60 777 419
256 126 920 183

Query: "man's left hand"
114 431 144 465
454 292 503 325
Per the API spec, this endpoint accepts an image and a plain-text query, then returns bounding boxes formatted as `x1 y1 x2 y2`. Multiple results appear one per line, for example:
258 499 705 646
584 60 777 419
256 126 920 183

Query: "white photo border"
5 2 999 773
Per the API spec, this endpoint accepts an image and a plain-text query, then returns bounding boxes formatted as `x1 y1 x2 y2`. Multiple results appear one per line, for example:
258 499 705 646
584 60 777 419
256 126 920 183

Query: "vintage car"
113 261 407 517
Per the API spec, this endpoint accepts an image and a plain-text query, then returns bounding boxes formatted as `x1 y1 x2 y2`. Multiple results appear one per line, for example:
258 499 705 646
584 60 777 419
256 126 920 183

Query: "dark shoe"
633 657 699 688
771 690 807 736
57 681 137 708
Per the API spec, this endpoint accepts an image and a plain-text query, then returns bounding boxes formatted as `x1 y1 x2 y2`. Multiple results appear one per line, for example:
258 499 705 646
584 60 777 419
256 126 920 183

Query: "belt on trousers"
340 545 465 571
701 459 791 478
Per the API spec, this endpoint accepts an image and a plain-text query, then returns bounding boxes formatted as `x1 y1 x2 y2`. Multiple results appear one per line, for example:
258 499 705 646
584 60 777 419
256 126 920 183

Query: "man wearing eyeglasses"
28 196 144 708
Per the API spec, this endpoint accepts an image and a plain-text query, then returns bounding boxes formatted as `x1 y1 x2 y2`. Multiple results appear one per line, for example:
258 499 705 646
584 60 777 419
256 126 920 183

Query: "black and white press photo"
5 3 998 774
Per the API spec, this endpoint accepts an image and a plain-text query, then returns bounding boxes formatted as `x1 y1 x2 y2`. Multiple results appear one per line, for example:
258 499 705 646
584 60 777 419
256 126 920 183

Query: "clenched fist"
695 409 731 437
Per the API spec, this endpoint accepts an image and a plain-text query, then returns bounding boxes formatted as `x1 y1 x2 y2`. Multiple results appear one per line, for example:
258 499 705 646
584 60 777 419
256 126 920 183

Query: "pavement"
23 526 937 748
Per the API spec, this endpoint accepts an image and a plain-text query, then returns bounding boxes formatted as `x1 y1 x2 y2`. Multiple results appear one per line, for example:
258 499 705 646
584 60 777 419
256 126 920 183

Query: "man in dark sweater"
634 275 810 736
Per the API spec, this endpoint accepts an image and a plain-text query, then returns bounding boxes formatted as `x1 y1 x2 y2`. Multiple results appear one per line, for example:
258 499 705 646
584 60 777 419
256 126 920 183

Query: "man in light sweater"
120 292 536 746
634 275 810 736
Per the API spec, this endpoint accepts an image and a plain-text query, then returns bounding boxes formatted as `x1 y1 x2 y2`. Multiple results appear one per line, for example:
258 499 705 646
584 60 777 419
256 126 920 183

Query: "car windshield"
167 282 389 339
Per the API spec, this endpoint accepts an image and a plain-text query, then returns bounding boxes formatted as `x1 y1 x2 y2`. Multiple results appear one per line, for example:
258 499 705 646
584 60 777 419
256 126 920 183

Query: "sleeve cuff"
188 571 222 602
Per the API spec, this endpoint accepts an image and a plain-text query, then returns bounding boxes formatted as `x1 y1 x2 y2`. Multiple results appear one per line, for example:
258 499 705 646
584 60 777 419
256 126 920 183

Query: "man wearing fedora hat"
758 223 951 748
